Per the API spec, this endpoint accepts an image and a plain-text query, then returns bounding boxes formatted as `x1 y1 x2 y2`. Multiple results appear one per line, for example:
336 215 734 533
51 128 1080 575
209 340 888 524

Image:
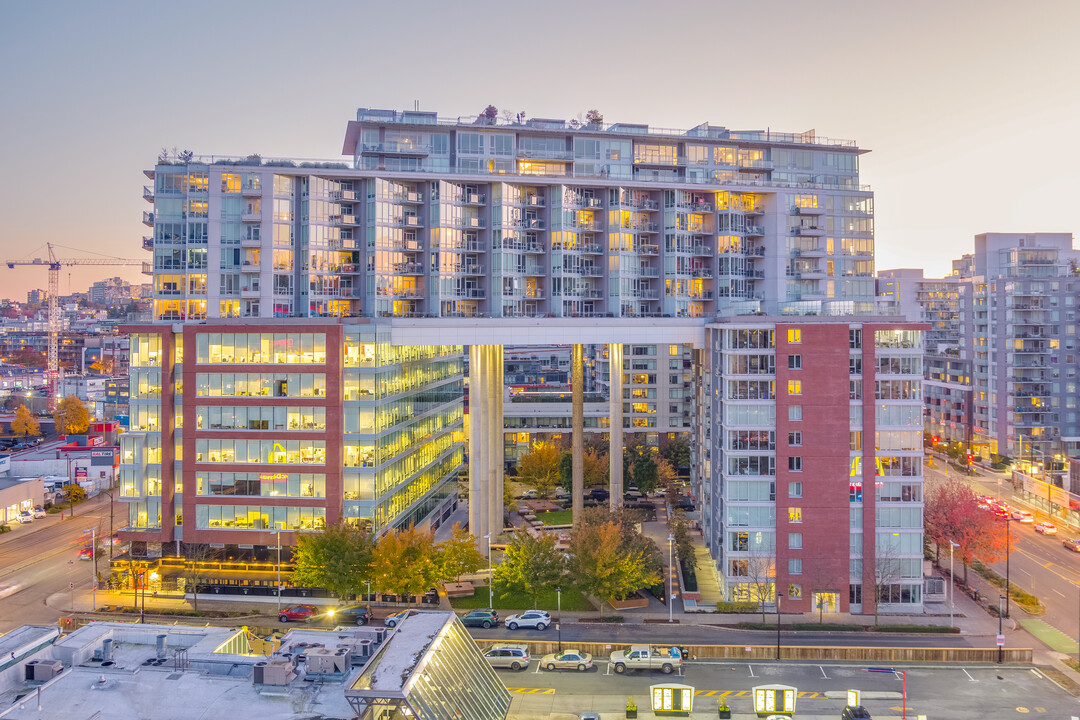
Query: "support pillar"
468 346 488 547
608 343 624 508
487 345 504 541
571 344 585 522
468 345 504 555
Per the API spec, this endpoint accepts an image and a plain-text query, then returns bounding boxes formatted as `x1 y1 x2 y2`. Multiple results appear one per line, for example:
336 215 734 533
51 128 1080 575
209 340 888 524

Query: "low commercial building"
0 477 44 524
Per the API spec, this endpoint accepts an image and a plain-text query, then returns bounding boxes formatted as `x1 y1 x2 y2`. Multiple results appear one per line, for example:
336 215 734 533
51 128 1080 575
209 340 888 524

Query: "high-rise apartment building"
697 318 926 613
131 106 922 613
882 232 1079 482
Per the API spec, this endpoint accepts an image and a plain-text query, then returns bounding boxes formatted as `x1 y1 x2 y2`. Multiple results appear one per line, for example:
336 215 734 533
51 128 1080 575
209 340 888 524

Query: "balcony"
142 236 154 251
566 196 603 209
141 262 153 275
738 159 773 172
142 211 155 227
573 220 601 231
578 243 602 254
690 268 712 278
453 217 485 230
628 222 660 233
241 286 261 298
330 214 359 226
331 190 358 202
518 148 574 161
241 261 260 272
793 204 825 215
514 218 545 230
679 202 713 213
633 154 687 167
689 291 714 300
744 225 765 236
524 195 546 207
455 193 486 205
691 245 713 256
393 261 423 275
241 235 262 248
633 244 659 256
449 264 485 275
794 226 824 236
361 142 430 156
241 212 262 223
143 186 154 203
392 191 423 204
241 183 261 197
391 215 423 228
390 241 423 253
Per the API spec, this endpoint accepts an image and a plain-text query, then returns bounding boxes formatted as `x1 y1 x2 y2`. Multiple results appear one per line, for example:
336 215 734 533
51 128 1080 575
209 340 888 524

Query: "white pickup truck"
609 644 682 674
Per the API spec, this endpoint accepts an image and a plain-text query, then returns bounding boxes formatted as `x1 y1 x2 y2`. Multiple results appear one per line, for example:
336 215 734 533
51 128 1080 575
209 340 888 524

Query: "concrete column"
468 345 488 546
571 344 585 521
487 345 505 541
608 343 624 508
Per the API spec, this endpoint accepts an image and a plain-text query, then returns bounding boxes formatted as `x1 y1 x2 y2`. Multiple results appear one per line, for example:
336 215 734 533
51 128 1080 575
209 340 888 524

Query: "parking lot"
496 661 1079 719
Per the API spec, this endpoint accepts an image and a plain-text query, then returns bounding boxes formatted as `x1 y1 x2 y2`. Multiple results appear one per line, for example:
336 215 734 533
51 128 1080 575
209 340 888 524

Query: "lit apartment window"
789 431 802 446
788 558 803 574
788 456 802 472
788 507 802 523
789 533 803 549
788 380 802 395
789 584 803 598
788 405 802 421
788 354 802 370
788 328 802 344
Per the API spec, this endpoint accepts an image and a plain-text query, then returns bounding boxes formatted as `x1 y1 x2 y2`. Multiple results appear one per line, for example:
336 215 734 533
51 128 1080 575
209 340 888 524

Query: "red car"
76 548 93 560
1063 539 1080 553
278 604 318 623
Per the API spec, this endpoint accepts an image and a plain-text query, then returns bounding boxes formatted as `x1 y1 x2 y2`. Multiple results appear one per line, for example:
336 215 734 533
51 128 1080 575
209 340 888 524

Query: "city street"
0 493 121 634
496 660 1077 719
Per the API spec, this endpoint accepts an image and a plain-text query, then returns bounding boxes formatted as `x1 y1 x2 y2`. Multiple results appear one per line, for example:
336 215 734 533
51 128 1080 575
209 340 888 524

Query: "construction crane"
5 243 143 409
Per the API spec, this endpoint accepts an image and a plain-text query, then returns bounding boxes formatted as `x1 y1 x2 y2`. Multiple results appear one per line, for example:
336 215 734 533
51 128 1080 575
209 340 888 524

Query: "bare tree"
871 540 904 626
736 540 775 622
182 543 215 611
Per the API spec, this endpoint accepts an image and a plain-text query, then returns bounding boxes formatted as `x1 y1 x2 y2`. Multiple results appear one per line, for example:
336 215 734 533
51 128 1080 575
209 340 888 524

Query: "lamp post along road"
272 529 282 613
775 592 783 661
485 533 493 608
87 527 97 612
949 540 959 628
1005 516 1011 618
556 586 562 652
667 533 675 623
998 594 1005 664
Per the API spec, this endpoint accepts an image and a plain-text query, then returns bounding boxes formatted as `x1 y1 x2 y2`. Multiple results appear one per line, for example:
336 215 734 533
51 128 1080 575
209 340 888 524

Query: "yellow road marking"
505 687 556 695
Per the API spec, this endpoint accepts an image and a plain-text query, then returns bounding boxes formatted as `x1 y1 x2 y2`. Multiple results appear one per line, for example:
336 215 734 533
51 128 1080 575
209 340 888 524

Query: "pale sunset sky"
1 0 1077 300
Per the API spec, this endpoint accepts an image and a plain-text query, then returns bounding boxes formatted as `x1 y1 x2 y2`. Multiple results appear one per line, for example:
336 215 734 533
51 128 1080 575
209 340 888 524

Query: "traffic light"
931 436 940 445
966 453 974 464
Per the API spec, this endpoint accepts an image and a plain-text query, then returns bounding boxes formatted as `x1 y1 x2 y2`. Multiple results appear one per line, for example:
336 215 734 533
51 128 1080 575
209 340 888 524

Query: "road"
0 493 121 634
932 463 1080 649
493 659 1077 719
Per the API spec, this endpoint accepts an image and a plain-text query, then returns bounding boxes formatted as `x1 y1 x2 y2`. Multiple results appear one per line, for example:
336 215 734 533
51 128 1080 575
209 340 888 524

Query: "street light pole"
949 540 958 628
667 533 675 623
1005 517 1011 619
556 586 562 652
100 489 114 560
775 592 784 661
89 527 96 612
272 529 281 613
998 594 1005 664
485 533 493 609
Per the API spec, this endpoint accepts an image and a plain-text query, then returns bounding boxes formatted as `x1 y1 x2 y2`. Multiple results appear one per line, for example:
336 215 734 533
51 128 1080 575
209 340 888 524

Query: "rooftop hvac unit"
25 660 63 681
306 647 350 675
253 658 295 686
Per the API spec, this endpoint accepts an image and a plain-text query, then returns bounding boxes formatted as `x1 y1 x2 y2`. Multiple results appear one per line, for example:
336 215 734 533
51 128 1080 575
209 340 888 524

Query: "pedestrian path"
691 545 723 606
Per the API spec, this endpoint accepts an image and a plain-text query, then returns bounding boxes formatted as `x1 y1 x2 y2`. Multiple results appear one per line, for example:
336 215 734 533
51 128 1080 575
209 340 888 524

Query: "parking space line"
962 668 978 682
533 663 542 674
819 665 829 679
747 664 755 677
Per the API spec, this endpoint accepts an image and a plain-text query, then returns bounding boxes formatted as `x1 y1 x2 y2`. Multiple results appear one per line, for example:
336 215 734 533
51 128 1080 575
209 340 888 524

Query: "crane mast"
5 243 143 410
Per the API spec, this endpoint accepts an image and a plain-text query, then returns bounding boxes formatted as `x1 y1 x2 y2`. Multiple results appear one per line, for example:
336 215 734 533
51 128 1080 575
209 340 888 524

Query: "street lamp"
85 527 97 612
949 540 959 628
1003 515 1011 618
484 533 493 608
775 592 784 660
998 594 1005 664
100 489 115 560
556 586 562 652
667 533 675 623
271 528 282 613
366 579 371 602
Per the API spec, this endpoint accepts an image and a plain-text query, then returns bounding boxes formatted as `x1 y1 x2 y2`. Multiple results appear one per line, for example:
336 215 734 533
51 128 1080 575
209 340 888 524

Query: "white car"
1011 510 1035 523
504 610 551 630
1034 521 1058 535
16 511 32 524
0 584 20 600
518 489 538 500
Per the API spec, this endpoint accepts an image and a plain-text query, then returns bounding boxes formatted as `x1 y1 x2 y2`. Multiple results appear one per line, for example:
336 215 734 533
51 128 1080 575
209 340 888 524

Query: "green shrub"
0 524 10 533
735 621 777 631
874 624 960 633
972 561 1044 615
790 622 862 632
716 601 758 613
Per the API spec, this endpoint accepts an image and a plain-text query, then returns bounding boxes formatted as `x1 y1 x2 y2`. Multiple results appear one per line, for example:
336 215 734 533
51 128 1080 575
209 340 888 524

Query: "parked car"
504 610 550 630
307 605 371 626
385 610 419 628
554 487 570 499
76 547 93 560
32 506 46 519
482 643 530 670
1034 522 1058 535
1063 538 1080 552
16 511 32 524
460 610 499 628
277 604 318 623
841 706 874 720
539 649 593 672
517 489 538 500
587 488 609 502
1011 510 1035 523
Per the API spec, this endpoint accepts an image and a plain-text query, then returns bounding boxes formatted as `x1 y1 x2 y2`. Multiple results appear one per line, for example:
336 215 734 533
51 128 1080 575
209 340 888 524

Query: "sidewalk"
0 492 115 547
